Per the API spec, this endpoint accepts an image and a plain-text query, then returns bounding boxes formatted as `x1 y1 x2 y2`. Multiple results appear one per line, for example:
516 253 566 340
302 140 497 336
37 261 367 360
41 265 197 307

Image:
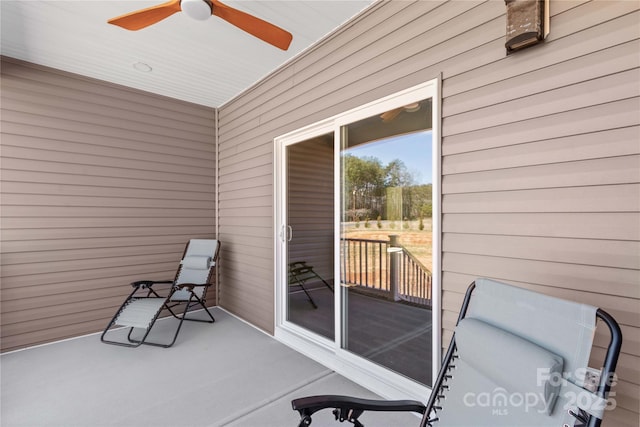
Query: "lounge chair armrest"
292 395 425 427
176 282 210 291
131 280 173 289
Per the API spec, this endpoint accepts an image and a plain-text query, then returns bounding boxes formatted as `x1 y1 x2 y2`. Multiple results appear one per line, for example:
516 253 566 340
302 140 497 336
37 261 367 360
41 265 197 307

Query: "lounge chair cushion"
467 278 596 380
181 256 213 270
114 298 166 329
455 318 564 415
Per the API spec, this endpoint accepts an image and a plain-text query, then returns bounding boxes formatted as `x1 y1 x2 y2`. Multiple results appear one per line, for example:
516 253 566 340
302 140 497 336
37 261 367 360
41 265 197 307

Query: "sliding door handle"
280 225 293 242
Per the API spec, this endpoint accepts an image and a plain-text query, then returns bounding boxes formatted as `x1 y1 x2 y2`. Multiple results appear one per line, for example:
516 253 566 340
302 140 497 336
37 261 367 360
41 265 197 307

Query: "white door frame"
274 79 441 402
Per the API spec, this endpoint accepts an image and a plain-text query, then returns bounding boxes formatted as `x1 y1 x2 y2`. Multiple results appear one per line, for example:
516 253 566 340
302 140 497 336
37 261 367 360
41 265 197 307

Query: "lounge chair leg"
101 323 145 348
180 295 216 323
297 415 312 427
126 327 137 343
165 304 183 320
196 304 216 323
125 326 160 347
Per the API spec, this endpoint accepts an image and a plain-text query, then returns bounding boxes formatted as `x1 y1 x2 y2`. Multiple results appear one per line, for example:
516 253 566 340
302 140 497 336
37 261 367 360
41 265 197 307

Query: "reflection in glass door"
340 99 434 385
286 133 335 340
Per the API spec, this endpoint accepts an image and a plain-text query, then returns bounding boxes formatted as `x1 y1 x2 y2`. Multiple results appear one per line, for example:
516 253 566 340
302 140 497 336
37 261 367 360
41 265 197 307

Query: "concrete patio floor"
1 307 422 427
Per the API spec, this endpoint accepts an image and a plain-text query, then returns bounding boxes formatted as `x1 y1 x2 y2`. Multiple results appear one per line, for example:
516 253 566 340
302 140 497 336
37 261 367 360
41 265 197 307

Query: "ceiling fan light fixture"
133 62 153 72
181 0 212 21
403 103 421 113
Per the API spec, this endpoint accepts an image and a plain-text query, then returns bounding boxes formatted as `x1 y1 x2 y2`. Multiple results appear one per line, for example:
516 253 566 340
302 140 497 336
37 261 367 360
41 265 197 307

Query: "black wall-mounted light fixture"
505 0 549 54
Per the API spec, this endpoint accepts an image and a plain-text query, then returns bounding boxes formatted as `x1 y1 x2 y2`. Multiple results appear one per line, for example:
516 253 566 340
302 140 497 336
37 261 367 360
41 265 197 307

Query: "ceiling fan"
380 103 422 123
108 0 293 50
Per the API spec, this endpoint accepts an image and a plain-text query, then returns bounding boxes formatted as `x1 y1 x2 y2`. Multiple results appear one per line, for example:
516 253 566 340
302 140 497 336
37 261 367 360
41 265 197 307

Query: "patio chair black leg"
181 295 216 323
201 304 216 322
297 415 312 427
165 304 184 320
123 319 170 348
101 323 145 348
126 327 149 347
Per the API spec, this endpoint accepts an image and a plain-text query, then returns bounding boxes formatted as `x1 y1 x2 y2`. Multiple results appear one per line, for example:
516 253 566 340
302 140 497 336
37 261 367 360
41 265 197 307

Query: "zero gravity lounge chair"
101 239 220 348
292 278 622 427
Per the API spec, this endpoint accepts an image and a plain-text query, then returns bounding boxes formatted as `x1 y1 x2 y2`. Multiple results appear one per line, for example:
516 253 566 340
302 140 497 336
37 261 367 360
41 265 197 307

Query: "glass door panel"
286 133 335 340
340 99 434 385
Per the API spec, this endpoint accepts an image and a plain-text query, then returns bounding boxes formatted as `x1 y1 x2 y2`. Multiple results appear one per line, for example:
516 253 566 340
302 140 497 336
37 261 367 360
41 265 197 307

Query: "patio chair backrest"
173 239 219 300
465 278 596 382
423 278 614 427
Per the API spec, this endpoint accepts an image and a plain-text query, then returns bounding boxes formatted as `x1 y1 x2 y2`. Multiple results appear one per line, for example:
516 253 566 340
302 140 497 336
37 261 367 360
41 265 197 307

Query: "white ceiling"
1 0 375 108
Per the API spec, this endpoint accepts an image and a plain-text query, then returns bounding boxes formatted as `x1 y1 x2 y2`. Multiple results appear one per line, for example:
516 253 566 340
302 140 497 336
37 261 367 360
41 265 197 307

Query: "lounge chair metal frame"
292 279 622 427
288 261 334 309
101 240 220 348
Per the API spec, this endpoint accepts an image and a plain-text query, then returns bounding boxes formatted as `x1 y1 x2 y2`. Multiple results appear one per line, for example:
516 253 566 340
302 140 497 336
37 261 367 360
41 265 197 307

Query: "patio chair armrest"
131 280 173 289
176 282 211 291
292 395 425 427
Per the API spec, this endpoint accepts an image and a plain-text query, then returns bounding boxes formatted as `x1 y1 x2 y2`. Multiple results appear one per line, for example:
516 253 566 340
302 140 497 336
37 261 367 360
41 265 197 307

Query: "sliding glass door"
275 80 440 398
340 99 434 385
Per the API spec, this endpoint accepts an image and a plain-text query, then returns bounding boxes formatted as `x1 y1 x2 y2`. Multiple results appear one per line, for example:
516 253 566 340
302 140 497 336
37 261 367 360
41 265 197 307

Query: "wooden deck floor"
288 285 433 386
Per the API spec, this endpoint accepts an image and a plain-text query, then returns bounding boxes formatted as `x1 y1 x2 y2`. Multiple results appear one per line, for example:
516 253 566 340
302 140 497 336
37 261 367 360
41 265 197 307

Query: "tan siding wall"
0 58 216 352
218 1 639 424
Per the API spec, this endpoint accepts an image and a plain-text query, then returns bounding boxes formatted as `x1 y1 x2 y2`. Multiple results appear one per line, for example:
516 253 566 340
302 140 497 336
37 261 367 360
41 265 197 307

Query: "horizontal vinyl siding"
437 2 640 425
0 58 216 352
218 1 639 425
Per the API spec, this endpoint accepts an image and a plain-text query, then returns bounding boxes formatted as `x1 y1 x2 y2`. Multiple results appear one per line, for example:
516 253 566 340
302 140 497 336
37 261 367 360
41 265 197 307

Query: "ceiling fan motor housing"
181 0 212 21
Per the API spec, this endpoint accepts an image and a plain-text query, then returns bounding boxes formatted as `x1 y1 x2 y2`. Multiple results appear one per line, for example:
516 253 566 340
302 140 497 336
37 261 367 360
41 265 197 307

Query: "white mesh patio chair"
292 278 622 427
101 239 220 348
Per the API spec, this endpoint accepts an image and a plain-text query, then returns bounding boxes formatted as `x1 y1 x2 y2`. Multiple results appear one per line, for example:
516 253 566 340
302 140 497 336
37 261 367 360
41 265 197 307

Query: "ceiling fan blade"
108 0 182 31
380 108 403 123
211 0 293 50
